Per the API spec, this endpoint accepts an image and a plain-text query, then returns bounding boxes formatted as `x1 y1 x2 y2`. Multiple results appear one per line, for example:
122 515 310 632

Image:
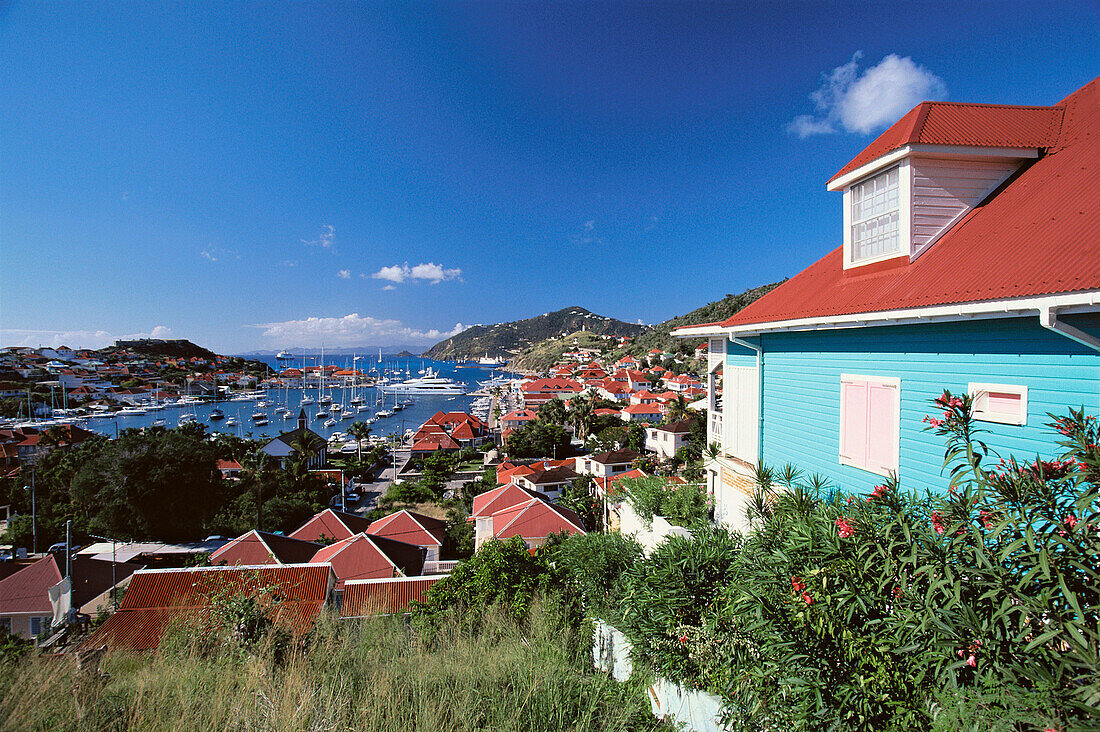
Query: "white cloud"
281 259 299 268
336 269 351 280
302 224 336 250
1 324 172 350
370 262 462 285
1 328 117 350
570 219 604 246
382 284 397 291
200 247 240 262
788 52 946 138
249 313 466 346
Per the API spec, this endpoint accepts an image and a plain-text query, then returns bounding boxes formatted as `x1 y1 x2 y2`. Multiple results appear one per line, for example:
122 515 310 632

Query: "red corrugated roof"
720 78 1100 329
309 534 421 589
0 555 60 614
289 509 374 543
492 499 586 541
209 530 320 566
80 564 333 651
471 483 540 518
829 100 1066 183
341 575 445 617
367 510 445 548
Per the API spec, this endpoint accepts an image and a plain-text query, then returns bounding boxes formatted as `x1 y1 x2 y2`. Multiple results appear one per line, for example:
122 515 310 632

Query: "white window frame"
843 162 911 269
839 374 901 477
968 383 1028 426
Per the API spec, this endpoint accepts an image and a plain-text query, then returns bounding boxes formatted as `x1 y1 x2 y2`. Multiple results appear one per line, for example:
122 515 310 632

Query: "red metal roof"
341 575 445 617
79 564 333 651
471 483 541 518
368 510 445 548
289 509 373 543
492 499 586 541
0 555 60 614
719 78 1100 329
309 534 423 589
209 530 320 566
829 100 1066 183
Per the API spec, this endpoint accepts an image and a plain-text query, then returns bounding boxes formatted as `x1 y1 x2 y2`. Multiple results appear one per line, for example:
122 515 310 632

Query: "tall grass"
0 598 661 731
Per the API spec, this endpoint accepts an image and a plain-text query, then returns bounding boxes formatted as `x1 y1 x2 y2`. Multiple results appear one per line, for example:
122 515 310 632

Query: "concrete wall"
593 620 728 732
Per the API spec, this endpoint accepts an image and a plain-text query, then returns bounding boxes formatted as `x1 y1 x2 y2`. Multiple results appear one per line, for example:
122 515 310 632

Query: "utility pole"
30 471 36 555
92 535 118 610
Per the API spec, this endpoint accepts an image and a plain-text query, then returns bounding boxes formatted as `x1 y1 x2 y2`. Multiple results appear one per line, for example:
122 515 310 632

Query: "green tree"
346 421 372 462
68 427 222 541
239 450 276 531
567 392 598 441
411 536 555 625
664 394 691 423
505 422 572 460
558 475 601 531
537 398 567 426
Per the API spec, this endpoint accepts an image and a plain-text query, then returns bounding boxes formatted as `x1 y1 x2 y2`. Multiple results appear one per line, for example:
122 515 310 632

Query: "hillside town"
1 13 1097 729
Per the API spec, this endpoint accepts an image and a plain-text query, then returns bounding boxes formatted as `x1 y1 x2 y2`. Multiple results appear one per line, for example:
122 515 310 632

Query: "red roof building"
367 510 446 562
290 509 375 543
0 556 60 638
341 575 447 617
675 78 1100 527
309 533 425 589
520 378 583 408
490 498 586 548
79 564 334 652
209 530 321 566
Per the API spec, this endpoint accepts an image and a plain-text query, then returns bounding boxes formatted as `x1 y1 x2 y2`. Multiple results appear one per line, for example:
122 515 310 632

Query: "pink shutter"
867 383 897 473
840 381 868 466
987 391 1020 415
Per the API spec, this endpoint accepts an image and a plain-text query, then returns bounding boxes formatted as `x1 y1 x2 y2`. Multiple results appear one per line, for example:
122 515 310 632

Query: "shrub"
619 475 708 527
601 396 1099 731
411 536 556 626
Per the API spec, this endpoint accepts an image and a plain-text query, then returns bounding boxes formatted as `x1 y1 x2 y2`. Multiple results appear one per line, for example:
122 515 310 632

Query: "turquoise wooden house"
679 78 1100 531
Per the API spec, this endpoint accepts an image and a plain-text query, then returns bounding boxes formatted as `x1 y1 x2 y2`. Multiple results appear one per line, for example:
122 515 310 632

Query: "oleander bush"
554 393 1098 731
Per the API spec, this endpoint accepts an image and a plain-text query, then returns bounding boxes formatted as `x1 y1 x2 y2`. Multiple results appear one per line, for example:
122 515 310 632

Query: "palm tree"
665 394 691 423
347 421 372 462
567 392 597 441
240 450 274 530
289 431 326 471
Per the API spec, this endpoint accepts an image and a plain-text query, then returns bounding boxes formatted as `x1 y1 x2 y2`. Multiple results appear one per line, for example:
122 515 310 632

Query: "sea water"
76 356 509 442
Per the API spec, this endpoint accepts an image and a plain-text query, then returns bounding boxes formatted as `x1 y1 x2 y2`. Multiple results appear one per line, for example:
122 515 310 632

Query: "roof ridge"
923 100 1062 111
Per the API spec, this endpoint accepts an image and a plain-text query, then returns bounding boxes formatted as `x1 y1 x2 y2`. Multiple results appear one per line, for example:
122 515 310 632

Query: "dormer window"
850 165 900 263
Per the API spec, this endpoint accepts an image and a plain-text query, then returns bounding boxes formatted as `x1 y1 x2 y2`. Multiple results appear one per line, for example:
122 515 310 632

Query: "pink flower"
869 484 888 500
835 517 854 538
966 655 976 667
931 511 945 535
678 634 688 643
1065 513 1078 530
979 510 993 529
791 576 806 592
801 592 813 605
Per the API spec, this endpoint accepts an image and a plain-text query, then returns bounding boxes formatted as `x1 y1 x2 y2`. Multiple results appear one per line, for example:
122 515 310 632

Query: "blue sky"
1 2 1096 353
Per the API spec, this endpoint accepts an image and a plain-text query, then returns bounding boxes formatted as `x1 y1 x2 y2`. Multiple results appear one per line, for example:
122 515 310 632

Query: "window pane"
851 166 901 262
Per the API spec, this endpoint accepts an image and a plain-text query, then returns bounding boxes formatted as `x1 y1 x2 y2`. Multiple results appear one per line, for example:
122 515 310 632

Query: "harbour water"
74 356 512 442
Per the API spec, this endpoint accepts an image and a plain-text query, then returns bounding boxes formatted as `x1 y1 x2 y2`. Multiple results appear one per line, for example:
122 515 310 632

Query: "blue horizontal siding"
758 314 1100 496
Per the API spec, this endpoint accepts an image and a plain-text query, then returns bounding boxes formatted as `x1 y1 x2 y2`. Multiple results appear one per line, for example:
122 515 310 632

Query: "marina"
21 356 519 443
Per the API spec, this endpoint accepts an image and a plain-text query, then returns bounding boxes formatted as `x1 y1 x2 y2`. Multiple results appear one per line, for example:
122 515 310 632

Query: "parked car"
345 493 360 503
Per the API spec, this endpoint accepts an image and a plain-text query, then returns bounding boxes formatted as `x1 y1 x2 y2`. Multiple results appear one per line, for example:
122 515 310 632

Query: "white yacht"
380 368 466 395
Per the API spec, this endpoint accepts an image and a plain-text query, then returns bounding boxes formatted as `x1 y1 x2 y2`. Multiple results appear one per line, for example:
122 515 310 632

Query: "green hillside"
422 306 645 361
609 281 785 362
